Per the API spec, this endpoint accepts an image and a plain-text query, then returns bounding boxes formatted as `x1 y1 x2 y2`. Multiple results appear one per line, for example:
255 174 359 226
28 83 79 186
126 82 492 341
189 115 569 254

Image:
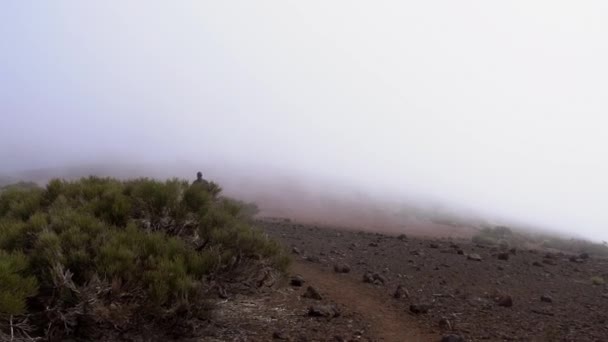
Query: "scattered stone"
456 249 464 255
333 264 351 274
496 295 513 307
497 252 509 261
569 256 584 263
438 317 453 330
467 253 482 261
429 243 440 248
543 259 556 265
308 304 340 318
531 308 554 316
291 247 301 255
580 252 590 259
290 275 305 287
272 330 289 340
409 303 431 314
363 272 375 283
441 334 465 342
302 286 323 300
410 250 423 256
305 255 320 263
372 273 387 285
509 248 517 255
369 242 379 247
397 234 408 241
217 286 228 299
393 285 410 299
540 295 553 303
532 261 543 267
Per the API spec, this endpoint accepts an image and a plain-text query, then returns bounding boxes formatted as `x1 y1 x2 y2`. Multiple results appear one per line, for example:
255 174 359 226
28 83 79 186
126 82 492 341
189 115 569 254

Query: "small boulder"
305 255 320 263
290 275 305 287
373 273 387 285
438 317 452 330
393 285 410 299
496 295 513 307
397 234 408 241
272 330 289 340
467 253 482 261
441 335 465 342
302 286 323 300
540 295 553 303
308 305 340 318
333 264 351 274
497 252 509 261
409 303 431 314
363 272 375 283
532 261 543 267
580 252 590 259
429 243 440 249
291 247 301 255
369 242 379 247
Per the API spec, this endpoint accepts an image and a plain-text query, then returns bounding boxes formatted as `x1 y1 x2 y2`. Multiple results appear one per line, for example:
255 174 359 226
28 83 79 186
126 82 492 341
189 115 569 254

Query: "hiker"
192 171 209 187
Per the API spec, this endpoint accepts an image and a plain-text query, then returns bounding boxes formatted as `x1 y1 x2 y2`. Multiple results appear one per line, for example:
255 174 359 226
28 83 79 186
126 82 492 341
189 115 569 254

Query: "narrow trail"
292 261 436 342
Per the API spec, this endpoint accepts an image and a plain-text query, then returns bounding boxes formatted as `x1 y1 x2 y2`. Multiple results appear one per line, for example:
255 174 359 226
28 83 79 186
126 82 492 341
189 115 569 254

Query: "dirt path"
292 261 436 342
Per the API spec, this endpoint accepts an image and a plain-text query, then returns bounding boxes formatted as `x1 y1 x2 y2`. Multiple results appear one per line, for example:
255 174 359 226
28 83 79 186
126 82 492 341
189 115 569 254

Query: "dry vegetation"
0 177 289 341
472 225 608 256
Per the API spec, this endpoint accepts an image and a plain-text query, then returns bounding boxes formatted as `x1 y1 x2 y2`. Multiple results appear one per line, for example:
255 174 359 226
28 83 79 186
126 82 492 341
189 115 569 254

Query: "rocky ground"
250 219 608 341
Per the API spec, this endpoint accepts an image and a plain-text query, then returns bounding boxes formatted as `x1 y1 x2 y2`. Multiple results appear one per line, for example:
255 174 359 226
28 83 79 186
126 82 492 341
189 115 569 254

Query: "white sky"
1 1 608 240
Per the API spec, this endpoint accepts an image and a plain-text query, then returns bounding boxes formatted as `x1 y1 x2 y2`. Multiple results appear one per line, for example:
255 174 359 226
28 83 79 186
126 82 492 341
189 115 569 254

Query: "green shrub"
0 251 38 315
0 176 289 339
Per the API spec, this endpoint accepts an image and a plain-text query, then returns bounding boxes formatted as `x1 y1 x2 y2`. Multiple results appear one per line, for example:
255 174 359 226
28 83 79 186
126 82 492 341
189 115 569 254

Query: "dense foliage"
0 177 288 340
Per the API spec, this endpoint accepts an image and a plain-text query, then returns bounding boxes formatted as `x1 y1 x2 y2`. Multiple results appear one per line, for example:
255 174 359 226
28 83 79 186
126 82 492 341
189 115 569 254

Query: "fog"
1 2 608 241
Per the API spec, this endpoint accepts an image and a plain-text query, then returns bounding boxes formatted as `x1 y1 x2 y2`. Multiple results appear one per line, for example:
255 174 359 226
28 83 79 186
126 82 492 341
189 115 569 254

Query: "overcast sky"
1 1 608 240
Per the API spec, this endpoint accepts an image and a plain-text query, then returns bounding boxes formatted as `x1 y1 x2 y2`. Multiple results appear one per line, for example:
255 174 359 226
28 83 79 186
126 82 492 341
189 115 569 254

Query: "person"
192 171 210 188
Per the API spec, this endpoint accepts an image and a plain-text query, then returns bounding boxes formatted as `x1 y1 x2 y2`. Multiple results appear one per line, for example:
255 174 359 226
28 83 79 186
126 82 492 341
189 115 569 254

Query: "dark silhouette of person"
192 171 209 188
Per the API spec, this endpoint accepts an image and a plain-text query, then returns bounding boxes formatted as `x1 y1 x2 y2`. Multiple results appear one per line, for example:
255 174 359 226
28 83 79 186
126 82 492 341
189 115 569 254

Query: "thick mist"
1 2 608 241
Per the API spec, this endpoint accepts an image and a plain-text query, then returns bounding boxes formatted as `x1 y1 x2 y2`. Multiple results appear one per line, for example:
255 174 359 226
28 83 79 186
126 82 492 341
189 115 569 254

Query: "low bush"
0 176 289 340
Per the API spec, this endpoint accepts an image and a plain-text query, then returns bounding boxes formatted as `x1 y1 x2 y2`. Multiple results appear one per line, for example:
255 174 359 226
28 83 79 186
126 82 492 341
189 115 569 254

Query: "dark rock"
302 286 323 300
409 303 431 314
456 249 464 255
373 273 387 285
467 253 482 261
509 247 517 255
397 234 408 241
273 330 289 340
569 256 584 263
580 252 590 259
217 286 228 299
291 247 301 255
542 259 556 265
496 295 513 307
305 255 320 263
363 272 375 283
333 264 351 274
308 304 340 318
429 243 440 249
393 285 409 299
441 334 465 342
532 261 543 267
369 242 379 247
290 275 305 287
497 252 509 261
540 295 553 303
438 317 452 330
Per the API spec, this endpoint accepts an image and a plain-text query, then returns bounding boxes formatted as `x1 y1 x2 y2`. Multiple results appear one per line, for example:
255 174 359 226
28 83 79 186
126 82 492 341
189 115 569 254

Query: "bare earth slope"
259 220 608 341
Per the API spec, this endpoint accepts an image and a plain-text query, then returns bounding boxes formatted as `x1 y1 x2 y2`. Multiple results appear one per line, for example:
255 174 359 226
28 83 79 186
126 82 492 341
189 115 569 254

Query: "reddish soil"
258 220 608 341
